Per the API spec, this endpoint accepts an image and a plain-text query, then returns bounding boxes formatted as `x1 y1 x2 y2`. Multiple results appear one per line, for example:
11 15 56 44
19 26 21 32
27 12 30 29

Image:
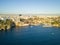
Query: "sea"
0 25 60 45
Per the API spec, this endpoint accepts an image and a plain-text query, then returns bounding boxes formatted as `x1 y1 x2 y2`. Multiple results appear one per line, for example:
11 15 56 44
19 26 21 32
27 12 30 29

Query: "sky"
0 0 60 14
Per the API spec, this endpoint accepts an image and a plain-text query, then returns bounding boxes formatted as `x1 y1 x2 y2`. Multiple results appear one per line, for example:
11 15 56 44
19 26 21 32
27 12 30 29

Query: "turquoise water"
0 25 60 45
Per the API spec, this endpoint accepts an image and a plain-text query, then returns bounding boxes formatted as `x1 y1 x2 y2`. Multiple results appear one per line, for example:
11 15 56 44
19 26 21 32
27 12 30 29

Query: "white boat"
30 26 33 28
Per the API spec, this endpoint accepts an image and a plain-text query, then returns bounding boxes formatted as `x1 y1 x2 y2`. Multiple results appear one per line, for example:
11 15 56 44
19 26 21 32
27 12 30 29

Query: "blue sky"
0 0 60 14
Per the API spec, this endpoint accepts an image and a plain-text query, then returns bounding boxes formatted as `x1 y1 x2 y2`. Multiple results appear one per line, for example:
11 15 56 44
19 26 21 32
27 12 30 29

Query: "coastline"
0 15 60 30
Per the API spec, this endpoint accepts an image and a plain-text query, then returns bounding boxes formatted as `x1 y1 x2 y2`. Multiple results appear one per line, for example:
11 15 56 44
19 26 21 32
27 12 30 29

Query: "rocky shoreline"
0 15 60 30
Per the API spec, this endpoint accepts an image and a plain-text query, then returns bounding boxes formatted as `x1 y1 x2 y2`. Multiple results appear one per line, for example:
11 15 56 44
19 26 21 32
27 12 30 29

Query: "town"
0 14 60 30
